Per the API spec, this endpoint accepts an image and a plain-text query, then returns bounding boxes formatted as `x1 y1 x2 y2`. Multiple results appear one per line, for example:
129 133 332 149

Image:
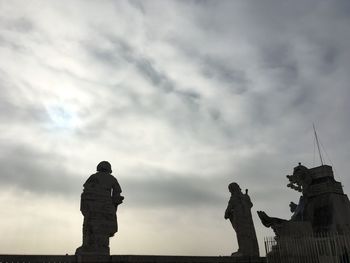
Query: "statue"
257 163 350 236
76 161 124 255
224 182 259 257
257 163 350 261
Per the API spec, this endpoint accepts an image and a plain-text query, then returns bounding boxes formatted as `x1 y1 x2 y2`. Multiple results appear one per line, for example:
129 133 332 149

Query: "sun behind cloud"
45 104 80 131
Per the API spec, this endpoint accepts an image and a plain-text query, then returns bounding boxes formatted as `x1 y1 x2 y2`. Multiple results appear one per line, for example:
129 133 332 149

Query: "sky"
1 0 350 257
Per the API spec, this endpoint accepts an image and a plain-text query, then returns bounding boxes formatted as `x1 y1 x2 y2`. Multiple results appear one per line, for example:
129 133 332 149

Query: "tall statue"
225 182 259 257
76 161 124 255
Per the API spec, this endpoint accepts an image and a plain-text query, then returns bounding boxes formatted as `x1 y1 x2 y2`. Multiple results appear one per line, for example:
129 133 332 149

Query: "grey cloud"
0 142 311 213
0 17 34 33
121 167 226 208
88 46 125 70
186 0 348 79
86 45 237 145
0 75 90 135
0 99 46 125
200 57 248 94
334 0 350 17
127 0 146 15
258 43 299 87
85 35 201 102
135 57 175 93
0 35 24 51
0 72 46 124
0 99 41 123
121 151 301 210
315 44 341 75
0 17 35 51
81 42 215 141
322 46 339 66
0 142 227 209
246 1 349 73
0 143 82 197
173 43 249 95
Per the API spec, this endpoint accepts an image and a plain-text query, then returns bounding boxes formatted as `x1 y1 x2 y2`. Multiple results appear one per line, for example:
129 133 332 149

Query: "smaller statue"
76 161 124 255
225 182 259 257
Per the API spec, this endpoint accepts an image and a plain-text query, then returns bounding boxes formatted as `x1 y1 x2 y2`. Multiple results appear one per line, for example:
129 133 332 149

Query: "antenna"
313 123 324 165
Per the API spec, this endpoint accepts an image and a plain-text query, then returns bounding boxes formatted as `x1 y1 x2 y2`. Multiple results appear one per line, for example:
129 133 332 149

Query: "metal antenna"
313 123 324 165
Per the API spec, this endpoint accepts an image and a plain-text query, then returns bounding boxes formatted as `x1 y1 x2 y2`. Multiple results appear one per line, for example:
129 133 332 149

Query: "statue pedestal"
0 254 267 263
77 254 111 263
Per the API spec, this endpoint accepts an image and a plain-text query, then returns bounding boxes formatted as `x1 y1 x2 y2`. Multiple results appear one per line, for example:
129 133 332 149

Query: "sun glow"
46 104 80 131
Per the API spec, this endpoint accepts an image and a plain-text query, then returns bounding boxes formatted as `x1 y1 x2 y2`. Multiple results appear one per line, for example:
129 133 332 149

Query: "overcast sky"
1 0 350 256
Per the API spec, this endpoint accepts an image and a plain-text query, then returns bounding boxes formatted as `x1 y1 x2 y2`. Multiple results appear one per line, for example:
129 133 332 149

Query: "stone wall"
0 255 266 263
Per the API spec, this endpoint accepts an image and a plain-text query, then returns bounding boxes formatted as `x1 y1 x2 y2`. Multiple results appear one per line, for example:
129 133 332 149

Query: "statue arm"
224 198 234 219
111 177 124 206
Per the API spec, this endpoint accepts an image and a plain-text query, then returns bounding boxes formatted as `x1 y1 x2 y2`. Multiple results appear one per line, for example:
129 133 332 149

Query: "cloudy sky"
1 0 350 256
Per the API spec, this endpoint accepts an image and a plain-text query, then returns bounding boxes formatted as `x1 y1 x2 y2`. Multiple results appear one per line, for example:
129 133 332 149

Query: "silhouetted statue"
225 182 259 257
76 161 124 255
257 163 350 261
257 163 350 237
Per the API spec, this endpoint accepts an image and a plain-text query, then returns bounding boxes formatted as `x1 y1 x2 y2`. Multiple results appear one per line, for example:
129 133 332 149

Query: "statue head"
228 182 241 194
287 162 311 193
97 161 112 173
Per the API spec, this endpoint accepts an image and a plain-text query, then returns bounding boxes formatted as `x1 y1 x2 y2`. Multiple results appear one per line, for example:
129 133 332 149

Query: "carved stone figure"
257 163 350 237
257 163 350 262
225 182 259 257
76 161 124 255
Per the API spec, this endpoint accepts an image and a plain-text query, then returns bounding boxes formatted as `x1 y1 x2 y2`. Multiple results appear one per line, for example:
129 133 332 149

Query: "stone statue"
257 163 350 237
224 182 259 257
76 161 124 255
257 163 350 261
